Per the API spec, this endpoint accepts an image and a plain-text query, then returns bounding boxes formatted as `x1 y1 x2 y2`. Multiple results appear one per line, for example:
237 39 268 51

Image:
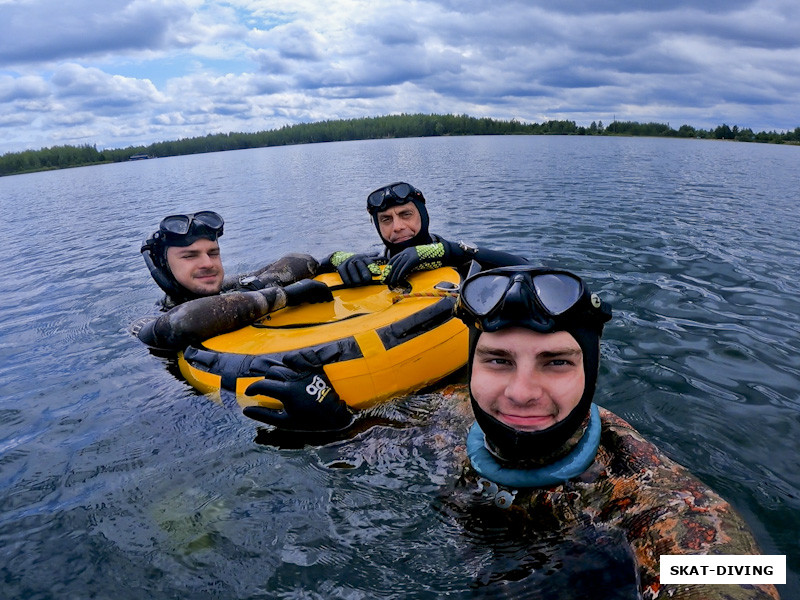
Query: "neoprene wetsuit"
133 252 319 351
441 393 779 600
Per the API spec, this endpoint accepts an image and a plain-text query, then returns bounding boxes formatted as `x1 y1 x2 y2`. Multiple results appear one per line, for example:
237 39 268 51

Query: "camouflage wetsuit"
438 386 779 600
133 253 319 351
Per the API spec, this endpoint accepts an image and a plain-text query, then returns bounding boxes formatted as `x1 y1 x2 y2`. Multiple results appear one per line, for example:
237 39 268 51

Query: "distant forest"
2 113 798 176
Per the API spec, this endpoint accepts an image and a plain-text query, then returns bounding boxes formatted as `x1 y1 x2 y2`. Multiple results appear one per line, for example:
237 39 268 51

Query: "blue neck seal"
467 404 601 489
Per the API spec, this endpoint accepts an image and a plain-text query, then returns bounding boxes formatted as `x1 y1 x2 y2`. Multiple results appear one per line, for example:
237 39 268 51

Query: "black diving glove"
329 252 382 286
243 347 354 432
382 241 463 288
283 279 333 306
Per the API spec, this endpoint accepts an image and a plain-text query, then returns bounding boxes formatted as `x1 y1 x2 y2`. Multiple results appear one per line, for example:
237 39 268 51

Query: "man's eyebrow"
474 346 511 358
475 346 581 358
539 348 582 358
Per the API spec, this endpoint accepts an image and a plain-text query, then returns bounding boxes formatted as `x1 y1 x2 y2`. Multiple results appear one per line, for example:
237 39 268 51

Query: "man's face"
165 238 224 296
470 327 585 432
376 202 422 244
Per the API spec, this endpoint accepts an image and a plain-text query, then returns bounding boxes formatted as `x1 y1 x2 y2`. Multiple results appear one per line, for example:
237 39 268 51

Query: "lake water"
1 136 798 598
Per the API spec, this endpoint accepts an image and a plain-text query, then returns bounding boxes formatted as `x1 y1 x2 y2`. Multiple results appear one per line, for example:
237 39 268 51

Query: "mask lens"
193 211 223 230
390 183 412 199
160 214 191 235
159 212 223 239
462 274 511 315
533 273 582 315
367 189 385 208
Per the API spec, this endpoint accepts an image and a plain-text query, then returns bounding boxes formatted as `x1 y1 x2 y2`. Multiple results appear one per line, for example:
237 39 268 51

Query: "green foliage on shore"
2 113 798 176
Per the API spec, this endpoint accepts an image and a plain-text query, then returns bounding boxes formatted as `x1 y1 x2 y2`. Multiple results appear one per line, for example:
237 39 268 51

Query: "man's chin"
191 276 222 291
189 283 222 296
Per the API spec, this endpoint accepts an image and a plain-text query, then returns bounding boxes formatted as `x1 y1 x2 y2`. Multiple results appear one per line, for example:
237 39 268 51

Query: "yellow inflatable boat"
177 267 468 410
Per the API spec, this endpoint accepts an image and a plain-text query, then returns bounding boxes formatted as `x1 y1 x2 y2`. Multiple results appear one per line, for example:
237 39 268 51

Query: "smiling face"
470 327 585 432
165 238 224 296
376 202 422 245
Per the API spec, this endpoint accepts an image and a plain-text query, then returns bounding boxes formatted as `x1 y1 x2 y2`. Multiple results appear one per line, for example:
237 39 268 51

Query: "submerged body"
304 383 776 598
438 389 779 599
445 266 778 599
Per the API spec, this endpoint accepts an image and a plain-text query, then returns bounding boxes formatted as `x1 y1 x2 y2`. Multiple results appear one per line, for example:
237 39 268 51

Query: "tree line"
2 113 798 176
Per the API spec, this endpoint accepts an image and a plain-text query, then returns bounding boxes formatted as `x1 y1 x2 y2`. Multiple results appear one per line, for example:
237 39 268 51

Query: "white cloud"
0 74 49 102
0 0 798 153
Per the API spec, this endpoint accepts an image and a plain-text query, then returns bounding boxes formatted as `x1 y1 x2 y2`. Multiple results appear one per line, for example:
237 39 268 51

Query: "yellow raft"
177 267 468 410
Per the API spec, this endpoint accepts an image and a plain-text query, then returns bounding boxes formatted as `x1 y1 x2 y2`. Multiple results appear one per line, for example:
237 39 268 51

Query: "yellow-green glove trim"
329 251 356 267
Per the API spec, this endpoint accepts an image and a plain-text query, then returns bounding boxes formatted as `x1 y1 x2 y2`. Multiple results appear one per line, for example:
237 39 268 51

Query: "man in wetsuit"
446 265 779 599
323 182 528 287
239 183 530 432
133 210 332 351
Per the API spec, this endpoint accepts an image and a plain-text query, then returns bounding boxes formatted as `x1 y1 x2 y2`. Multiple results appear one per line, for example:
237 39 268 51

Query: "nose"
198 252 216 269
504 366 543 406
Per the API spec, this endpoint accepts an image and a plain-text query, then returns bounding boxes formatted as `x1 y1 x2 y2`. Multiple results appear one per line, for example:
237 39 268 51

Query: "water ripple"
1 136 798 598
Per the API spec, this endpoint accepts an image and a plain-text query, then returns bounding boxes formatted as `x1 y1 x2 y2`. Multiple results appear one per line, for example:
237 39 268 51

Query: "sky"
1 0 798 154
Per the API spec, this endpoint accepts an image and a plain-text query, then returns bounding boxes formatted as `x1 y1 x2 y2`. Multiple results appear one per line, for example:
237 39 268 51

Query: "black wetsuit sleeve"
433 236 528 270
469 246 529 269
136 288 288 351
317 253 337 274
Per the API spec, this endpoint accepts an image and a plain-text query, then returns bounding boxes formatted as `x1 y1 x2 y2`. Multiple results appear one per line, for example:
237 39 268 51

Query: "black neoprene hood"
457 270 612 464
372 197 432 256
141 226 223 305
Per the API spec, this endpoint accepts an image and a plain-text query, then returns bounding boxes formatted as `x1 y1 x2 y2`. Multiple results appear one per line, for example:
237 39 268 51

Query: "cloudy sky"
1 0 798 154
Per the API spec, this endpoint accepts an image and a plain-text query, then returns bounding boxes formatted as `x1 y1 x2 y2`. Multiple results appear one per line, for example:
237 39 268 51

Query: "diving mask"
157 210 224 245
366 182 426 214
455 266 611 334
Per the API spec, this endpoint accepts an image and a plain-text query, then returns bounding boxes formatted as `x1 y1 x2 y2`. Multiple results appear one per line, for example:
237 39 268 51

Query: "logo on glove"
305 375 331 403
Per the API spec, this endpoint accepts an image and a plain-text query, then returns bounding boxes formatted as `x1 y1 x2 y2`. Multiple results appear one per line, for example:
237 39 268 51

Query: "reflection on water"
433 491 640 600
0 136 798 598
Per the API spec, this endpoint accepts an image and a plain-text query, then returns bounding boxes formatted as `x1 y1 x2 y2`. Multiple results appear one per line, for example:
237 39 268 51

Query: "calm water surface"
1 136 798 598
